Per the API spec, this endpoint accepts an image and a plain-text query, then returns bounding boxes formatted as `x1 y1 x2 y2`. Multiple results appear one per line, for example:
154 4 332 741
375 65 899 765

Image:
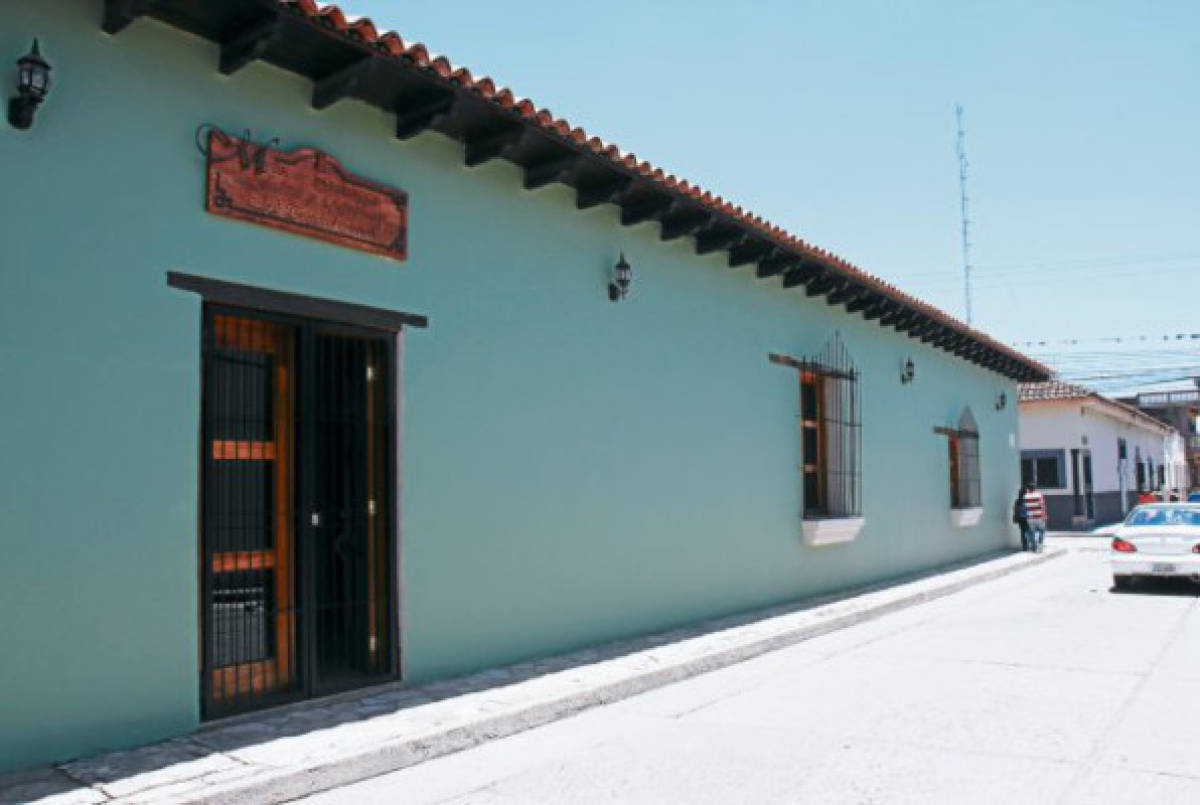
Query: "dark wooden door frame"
173 273 423 718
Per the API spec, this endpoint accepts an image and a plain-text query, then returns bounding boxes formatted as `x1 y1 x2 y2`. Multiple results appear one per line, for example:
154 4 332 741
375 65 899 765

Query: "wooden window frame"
770 335 862 522
937 410 981 511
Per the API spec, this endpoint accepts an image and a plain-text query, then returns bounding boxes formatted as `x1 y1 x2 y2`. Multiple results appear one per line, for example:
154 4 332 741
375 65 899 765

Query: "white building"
1019 381 1187 530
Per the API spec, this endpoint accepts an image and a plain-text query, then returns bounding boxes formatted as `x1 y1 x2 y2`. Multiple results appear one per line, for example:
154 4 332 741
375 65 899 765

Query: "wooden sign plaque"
205 130 407 261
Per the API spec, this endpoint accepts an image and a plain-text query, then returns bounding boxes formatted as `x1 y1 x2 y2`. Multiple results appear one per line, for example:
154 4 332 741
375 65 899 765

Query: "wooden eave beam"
727 239 774 268
941 331 969 350
102 0 155 34
827 283 864 306
982 352 1005 372
782 262 824 289
756 251 798 279
312 56 378 110
846 291 882 314
575 173 632 208
806 274 844 298
219 16 283 75
931 329 960 349
915 322 940 342
621 195 674 226
862 299 895 320
957 340 984 359
880 307 914 328
695 226 745 255
395 92 457 139
465 124 526 167
524 152 582 189
660 210 713 241
913 320 942 341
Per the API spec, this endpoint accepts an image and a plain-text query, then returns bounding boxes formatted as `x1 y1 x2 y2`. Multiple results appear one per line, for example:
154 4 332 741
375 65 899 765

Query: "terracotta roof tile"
1019 381 1174 432
274 0 1048 379
1018 380 1093 402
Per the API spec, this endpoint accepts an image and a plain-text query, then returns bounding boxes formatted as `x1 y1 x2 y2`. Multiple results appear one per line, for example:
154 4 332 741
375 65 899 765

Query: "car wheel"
1113 574 1134 591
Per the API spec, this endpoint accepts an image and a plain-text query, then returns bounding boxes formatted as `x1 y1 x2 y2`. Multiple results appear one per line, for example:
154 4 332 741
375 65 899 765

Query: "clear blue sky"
352 0 1199 388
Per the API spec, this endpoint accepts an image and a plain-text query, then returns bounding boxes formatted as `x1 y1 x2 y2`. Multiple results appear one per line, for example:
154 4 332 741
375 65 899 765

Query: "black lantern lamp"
995 391 1008 411
608 252 632 302
9 39 52 130
900 357 915 384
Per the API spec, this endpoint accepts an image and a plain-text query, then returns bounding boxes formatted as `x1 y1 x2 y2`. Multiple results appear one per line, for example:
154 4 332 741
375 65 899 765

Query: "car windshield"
1124 507 1200 527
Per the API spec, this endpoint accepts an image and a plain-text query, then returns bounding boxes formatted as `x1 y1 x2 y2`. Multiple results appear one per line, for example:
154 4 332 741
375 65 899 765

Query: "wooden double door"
200 306 397 718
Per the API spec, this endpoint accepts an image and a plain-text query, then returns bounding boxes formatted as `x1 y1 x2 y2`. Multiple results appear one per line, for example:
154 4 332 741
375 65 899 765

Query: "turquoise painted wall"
0 0 1021 771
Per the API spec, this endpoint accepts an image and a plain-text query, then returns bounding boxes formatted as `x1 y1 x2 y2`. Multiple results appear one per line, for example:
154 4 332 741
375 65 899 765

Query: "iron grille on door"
201 308 395 719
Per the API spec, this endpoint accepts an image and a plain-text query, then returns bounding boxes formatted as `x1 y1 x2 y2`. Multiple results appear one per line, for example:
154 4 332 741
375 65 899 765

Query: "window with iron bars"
939 407 981 509
770 333 862 519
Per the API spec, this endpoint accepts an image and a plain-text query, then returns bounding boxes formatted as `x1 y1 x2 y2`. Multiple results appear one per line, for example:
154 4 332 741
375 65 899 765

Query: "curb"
199 548 1065 804
6 548 1064 804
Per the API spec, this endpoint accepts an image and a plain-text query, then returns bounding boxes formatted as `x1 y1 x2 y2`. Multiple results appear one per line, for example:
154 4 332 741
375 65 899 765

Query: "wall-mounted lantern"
608 252 632 302
995 391 1007 411
8 39 52 130
900 357 915 384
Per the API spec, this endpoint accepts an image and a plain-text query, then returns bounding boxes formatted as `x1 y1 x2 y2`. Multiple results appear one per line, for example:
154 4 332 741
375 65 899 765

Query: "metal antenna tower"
955 104 973 325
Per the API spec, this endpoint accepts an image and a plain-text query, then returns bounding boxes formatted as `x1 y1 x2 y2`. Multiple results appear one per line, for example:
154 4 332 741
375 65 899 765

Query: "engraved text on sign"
205 129 408 261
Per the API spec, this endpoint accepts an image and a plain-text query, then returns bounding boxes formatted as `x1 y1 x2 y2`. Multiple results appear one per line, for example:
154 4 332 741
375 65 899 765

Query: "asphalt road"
304 547 1200 804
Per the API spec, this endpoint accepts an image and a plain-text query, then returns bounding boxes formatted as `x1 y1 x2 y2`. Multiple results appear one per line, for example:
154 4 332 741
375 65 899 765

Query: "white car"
1110 503 1200 590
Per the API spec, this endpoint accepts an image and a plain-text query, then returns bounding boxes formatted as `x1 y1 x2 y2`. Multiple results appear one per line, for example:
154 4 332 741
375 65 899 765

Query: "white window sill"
950 507 983 528
801 516 865 546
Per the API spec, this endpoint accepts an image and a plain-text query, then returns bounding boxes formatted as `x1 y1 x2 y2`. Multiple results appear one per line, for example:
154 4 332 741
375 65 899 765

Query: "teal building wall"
0 0 1021 771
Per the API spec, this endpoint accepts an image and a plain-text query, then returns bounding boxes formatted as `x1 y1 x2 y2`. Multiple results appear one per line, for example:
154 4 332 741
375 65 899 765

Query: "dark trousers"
1017 519 1034 551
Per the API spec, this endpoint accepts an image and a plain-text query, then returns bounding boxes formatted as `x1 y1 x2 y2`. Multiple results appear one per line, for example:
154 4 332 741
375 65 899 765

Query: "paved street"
303 548 1200 805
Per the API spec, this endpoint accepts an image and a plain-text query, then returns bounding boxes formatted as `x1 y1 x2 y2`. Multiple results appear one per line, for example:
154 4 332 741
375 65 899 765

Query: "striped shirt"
1023 490 1047 521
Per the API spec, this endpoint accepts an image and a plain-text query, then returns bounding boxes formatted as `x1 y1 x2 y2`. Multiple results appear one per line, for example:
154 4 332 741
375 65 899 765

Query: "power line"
897 250 1200 282
1056 366 1200 381
1014 332 1200 347
901 262 1200 290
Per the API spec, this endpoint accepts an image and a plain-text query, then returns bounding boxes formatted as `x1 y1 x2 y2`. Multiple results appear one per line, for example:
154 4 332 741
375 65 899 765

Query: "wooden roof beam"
575 173 632 208
756 251 798 279
465 124 526 167
782 261 824 289
312 56 378 110
524 152 581 189
621 195 674 226
827 282 865 306
881 307 915 328
806 274 844 298
847 291 883 314
862 299 896 320
219 16 283 75
727 239 775 268
933 329 963 349
695 226 745 255
103 0 156 34
395 91 457 139
660 210 713 242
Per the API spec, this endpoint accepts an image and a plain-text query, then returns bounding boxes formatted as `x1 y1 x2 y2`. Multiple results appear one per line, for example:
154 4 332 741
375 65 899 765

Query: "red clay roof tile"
273 0 1048 379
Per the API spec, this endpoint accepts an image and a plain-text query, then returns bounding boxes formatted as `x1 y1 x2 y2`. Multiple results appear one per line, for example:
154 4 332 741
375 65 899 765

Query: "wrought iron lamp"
8 39 52 130
608 252 632 302
900 357 915 384
995 391 1007 411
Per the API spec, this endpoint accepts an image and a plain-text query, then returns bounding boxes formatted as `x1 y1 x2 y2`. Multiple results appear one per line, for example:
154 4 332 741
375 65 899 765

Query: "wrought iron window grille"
936 407 982 510
770 332 863 520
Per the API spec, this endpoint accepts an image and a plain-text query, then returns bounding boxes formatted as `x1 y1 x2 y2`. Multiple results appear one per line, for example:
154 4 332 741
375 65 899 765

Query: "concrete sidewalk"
3 547 1063 805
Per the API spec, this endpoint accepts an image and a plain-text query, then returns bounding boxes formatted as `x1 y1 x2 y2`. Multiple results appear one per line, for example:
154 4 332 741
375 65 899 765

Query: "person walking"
1013 487 1033 551
1022 484 1048 552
